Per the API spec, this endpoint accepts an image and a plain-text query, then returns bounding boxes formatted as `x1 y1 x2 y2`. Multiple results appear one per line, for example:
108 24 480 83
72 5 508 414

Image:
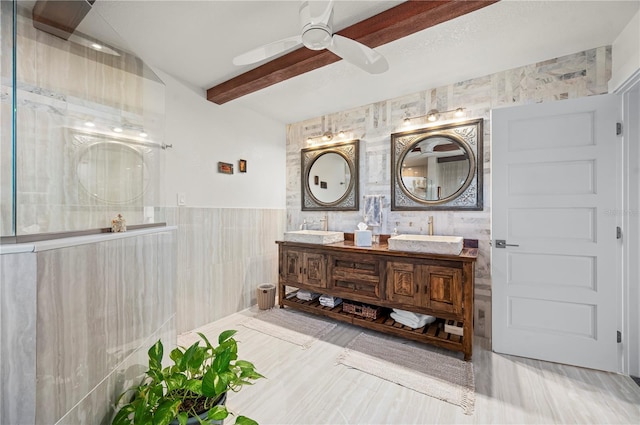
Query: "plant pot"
169 392 227 425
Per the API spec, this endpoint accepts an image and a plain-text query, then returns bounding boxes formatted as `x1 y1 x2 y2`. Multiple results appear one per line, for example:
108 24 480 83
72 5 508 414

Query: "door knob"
495 239 519 248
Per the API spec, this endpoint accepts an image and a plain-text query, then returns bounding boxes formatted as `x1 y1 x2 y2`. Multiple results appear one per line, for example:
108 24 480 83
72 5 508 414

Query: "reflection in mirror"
391 119 483 211
77 141 149 204
301 140 359 211
307 152 351 204
400 136 471 201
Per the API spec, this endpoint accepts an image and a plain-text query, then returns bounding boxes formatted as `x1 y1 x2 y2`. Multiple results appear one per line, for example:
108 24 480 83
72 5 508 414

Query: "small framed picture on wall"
239 159 247 173
218 162 233 174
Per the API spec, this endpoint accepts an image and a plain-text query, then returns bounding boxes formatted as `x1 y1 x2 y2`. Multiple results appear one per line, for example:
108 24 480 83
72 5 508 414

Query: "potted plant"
112 330 264 425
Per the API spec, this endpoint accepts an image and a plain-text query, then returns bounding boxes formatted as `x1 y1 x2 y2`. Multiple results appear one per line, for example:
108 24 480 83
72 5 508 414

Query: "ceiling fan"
232 0 389 74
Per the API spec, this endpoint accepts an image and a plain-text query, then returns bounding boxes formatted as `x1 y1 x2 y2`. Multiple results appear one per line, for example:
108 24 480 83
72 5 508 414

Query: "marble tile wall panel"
286 47 612 340
55 318 176 425
35 229 176 424
167 207 286 334
0 252 37 425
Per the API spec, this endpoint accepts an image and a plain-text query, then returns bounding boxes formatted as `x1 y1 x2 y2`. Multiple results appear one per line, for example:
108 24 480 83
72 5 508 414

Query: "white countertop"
0 226 178 254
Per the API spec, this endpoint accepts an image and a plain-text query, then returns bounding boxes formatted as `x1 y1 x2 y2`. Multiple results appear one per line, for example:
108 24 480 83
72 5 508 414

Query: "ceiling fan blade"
233 35 302 66
327 34 389 74
300 0 334 27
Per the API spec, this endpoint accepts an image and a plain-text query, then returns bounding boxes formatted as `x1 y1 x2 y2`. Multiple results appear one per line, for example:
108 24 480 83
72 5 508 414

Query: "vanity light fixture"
306 129 352 144
403 107 466 124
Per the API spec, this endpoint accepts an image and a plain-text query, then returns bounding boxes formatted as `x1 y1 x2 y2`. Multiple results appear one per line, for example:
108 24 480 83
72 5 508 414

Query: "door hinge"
617 226 622 240
616 122 622 135
617 330 622 343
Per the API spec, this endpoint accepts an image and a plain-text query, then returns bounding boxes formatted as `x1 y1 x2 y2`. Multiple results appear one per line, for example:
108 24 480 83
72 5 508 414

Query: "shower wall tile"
0 252 37 425
55 318 176 425
34 229 176 425
171 207 286 334
286 47 611 340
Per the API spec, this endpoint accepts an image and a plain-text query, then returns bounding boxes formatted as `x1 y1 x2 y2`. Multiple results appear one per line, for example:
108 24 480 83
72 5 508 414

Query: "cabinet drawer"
330 255 381 298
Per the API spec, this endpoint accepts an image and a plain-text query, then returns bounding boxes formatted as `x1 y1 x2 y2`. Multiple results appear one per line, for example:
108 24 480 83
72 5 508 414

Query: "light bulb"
455 108 464 117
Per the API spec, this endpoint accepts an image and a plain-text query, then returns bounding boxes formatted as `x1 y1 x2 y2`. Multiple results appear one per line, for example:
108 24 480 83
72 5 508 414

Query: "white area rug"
337 332 475 415
241 308 336 349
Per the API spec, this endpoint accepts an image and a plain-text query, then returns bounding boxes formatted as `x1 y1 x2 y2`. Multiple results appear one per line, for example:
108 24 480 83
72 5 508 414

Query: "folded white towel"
390 312 435 329
320 297 342 308
392 308 422 322
296 290 320 301
392 308 434 323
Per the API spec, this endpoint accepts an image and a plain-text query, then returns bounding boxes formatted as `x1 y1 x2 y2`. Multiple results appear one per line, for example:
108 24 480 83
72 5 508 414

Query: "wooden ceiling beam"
32 0 96 40
207 0 499 105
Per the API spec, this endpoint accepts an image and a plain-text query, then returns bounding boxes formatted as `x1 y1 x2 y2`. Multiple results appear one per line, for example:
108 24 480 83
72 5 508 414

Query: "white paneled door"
492 94 622 373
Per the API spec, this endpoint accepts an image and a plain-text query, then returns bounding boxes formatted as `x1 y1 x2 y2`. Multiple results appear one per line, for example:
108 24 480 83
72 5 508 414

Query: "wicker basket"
342 301 383 319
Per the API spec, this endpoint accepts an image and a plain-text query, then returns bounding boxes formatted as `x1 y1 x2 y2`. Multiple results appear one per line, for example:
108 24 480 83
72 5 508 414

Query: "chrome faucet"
427 216 434 236
320 214 328 231
299 219 308 230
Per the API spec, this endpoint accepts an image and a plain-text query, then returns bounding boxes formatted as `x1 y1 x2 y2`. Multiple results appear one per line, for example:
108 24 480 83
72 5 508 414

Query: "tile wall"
286 46 612 340
0 228 176 425
164 207 286 334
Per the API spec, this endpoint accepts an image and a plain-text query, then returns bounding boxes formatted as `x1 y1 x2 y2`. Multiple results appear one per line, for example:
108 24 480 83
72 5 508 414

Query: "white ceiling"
73 0 639 124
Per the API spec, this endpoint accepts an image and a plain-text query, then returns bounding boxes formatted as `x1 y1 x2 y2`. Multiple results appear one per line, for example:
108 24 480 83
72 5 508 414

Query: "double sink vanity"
277 230 477 360
281 118 484 360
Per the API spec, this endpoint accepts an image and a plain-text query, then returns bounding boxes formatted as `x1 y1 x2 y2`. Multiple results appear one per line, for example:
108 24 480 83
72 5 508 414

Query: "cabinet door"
386 261 420 306
282 249 303 283
424 265 462 314
302 252 327 288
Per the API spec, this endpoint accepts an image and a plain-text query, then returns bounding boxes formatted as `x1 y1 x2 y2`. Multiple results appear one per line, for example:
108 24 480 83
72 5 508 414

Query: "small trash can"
257 283 276 310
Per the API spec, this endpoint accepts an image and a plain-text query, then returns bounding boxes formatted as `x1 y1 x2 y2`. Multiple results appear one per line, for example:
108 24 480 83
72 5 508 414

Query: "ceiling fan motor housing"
302 25 332 50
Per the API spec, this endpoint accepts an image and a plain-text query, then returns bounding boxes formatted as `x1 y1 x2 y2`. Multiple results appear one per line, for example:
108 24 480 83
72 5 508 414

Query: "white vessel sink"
388 234 464 255
283 230 345 244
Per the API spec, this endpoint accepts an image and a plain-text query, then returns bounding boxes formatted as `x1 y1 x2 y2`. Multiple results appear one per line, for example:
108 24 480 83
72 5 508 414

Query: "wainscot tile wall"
0 227 176 425
163 207 286 334
286 46 612 340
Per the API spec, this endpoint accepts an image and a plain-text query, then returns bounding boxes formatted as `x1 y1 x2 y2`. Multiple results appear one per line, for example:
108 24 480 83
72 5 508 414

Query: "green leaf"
201 368 218 397
234 360 256 370
212 349 232 373
196 332 214 350
166 373 187 392
218 330 237 345
179 342 199 369
148 340 163 372
176 412 188 425
185 379 203 394
207 405 230 421
152 399 181 425
235 416 258 425
112 404 135 425
170 347 184 365
187 346 206 371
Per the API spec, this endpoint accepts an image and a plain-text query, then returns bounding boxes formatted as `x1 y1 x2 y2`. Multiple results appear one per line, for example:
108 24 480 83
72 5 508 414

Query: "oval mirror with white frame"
301 139 359 211
391 119 483 211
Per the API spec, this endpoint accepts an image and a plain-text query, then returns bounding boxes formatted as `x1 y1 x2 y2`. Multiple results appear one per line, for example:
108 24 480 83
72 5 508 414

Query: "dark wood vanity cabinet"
277 241 477 360
282 248 327 288
386 261 462 315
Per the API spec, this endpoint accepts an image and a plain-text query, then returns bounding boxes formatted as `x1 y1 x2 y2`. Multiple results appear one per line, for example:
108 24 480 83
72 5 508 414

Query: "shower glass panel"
1 1 16 237
6 0 165 237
